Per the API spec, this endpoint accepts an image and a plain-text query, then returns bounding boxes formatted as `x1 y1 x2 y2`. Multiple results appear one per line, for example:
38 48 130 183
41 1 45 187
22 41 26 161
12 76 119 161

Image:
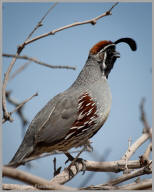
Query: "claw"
64 152 87 176
54 166 62 177
65 167 74 179
75 158 86 175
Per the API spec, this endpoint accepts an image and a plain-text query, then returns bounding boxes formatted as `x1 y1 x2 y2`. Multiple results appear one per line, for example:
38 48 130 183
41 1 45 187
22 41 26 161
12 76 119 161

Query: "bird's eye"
98 52 105 60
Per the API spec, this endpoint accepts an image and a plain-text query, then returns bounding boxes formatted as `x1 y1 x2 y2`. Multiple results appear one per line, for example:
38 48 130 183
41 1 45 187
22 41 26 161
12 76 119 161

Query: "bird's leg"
64 152 74 164
64 147 87 177
53 157 62 177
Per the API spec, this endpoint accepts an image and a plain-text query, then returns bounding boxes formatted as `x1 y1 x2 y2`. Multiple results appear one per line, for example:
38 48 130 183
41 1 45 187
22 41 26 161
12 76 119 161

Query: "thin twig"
81 165 152 190
118 178 152 190
5 90 29 127
102 165 152 186
140 98 152 138
3 54 76 70
11 93 38 115
80 178 152 190
2 53 19 122
24 2 119 46
121 129 152 161
123 137 132 172
2 93 38 124
26 3 58 41
10 61 31 80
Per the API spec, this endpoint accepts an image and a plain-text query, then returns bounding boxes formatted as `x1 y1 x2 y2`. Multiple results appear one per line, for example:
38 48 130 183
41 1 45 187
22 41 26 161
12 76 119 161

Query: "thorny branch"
2 2 118 123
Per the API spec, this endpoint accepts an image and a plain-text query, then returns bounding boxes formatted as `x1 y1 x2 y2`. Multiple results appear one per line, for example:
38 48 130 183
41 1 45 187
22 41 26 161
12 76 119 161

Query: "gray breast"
87 76 112 125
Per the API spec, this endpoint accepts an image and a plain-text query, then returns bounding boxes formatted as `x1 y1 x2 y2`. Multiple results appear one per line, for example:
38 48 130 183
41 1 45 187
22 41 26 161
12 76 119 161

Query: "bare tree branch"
49 159 142 185
2 53 19 122
81 178 152 190
24 2 119 46
3 54 76 70
102 164 152 186
3 184 38 190
4 178 152 190
79 149 111 188
81 164 152 190
4 90 29 127
2 166 76 191
2 93 38 124
10 62 31 80
139 142 152 166
118 178 152 190
140 98 152 138
121 129 152 161
26 3 58 41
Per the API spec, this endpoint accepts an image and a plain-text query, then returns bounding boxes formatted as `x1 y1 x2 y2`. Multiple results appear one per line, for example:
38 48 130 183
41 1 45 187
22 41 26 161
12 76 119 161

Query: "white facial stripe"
102 51 107 69
99 43 115 53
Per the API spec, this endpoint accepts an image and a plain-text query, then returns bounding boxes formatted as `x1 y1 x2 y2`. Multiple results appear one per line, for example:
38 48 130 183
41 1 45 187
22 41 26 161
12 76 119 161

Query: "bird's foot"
64 152 86 177
54 166 62 177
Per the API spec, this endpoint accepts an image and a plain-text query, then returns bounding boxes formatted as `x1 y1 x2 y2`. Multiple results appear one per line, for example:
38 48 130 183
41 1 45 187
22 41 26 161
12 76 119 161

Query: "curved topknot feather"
114 38 137 51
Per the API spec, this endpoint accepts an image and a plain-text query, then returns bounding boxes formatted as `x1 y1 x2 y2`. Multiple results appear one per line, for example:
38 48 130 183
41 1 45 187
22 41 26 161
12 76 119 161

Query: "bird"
7 37 137 168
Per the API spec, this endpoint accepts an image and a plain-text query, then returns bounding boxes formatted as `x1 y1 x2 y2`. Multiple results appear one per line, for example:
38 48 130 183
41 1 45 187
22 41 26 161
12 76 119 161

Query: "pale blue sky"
2 2 152 187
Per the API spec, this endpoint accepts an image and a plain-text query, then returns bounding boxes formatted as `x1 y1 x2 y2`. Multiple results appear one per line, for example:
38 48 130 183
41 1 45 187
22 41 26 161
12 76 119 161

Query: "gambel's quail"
7 37 137 168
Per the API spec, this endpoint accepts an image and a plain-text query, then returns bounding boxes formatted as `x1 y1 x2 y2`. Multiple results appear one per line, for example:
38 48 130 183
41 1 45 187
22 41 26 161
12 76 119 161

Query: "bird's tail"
5 142 34 168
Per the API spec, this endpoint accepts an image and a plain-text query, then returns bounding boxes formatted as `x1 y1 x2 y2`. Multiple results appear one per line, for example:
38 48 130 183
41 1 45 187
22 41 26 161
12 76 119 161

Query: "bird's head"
89 38 137 78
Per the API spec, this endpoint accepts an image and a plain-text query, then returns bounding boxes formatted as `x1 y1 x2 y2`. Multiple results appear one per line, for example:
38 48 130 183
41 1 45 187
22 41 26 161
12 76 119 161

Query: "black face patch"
98 45 119 78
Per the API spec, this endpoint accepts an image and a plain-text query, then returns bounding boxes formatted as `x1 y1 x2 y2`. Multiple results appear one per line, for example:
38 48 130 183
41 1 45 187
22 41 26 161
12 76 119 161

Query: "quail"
7 37 137 168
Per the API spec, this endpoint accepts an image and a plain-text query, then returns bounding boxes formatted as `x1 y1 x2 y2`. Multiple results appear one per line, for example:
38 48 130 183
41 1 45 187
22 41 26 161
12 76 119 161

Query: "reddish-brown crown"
90 40 113 55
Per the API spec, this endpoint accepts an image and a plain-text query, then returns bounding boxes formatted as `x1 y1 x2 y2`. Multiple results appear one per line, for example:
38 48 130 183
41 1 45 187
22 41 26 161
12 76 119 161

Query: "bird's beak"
113 51 120 58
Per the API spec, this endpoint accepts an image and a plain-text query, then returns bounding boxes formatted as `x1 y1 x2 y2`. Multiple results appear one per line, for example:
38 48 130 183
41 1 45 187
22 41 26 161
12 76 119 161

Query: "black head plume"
114 38 137 51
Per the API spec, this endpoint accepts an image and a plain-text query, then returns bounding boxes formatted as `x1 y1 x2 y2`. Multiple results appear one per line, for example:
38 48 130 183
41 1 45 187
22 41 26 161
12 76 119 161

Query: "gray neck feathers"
71 56 103 89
